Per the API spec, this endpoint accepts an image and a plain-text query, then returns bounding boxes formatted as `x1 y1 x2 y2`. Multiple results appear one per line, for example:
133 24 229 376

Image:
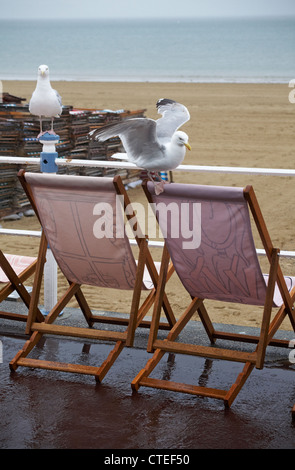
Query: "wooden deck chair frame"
10 171 176 382
132 182 295 407
0 250 44 324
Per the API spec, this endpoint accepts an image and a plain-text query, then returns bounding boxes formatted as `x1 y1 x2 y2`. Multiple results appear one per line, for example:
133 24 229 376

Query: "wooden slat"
31 322 127 342
91 315 171 330
153 339 256 364
139 377 228 400
0 311 27 322
213 330 291 348
16 357 100 376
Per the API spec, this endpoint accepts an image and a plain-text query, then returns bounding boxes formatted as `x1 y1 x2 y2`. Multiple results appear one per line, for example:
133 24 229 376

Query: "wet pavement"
1 299 295 450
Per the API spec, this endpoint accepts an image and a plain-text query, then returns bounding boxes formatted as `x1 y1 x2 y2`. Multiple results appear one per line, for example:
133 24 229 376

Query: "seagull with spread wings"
90 99 191 193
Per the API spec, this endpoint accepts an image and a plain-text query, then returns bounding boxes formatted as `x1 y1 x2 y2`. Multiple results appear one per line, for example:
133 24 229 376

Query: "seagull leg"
47 118 57 135
148 171 168 195
37 117 46 138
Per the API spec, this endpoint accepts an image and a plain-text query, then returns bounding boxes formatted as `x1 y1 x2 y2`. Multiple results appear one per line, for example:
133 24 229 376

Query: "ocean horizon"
1 17 295 83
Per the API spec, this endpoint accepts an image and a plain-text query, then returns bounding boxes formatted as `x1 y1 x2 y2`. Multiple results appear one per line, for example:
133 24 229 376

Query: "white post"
39 132 59 315
43 247 57 314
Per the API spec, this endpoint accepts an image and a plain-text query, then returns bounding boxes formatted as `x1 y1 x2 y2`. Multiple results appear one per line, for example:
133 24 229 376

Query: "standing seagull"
89 99 191 193
29 65 62 137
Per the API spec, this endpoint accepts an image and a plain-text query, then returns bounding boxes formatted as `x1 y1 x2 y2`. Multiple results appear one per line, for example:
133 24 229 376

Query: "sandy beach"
1 80 295 330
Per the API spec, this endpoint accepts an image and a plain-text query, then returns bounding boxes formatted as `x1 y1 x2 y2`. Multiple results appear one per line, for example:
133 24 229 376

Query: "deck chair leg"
132 349 166 392
147 244 171 353
144 247 176 329
256 248 279 369
25 231 48 334
126 239 149 347
160 263 177 328
95 340 125 383
224 362 255 408
10 331 42 371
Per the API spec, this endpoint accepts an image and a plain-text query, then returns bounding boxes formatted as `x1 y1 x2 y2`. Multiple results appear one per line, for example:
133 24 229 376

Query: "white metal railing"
1 228 295 259
1 156 295 311
1 155 295 177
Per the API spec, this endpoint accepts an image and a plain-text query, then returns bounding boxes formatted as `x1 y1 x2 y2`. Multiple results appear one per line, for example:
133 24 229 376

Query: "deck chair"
10 171 175 382
0 250 44 323
132 182 295 407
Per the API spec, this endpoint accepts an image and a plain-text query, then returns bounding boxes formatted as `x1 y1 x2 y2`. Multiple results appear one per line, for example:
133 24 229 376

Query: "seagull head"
38 64 49 78
172 131 191 151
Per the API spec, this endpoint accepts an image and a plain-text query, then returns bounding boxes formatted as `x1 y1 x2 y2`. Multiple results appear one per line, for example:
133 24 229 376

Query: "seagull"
89 99 191 193
29 65 62 138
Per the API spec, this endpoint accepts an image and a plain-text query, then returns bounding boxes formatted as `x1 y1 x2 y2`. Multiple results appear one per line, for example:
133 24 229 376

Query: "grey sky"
1 0 295 20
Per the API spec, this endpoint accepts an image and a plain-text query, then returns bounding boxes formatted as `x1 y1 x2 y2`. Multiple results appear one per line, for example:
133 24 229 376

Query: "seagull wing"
53 89 62 116
156 98 190 143
90 118 163 163
54 89 62 107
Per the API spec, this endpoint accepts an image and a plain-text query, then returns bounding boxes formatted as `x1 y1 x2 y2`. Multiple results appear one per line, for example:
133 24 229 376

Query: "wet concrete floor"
1 300 295 450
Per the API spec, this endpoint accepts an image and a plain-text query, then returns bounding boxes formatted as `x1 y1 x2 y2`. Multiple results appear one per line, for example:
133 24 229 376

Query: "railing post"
39 132 59 314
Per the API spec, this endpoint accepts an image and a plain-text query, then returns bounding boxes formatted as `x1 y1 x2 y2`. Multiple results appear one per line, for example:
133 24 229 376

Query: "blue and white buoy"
39 132 59 173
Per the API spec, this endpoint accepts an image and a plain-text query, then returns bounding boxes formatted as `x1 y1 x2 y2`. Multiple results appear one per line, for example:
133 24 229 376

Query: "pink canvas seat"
10 171 175 381
0 250 44 323
264 274 295 307
0 254 36 283
132 182 295 407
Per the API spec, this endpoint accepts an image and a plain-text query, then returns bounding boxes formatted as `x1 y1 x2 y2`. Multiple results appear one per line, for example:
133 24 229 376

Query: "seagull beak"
184 142 191 151
41 71 45 76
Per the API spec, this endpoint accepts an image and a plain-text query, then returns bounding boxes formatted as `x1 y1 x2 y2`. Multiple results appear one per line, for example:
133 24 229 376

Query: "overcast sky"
1 0 295 20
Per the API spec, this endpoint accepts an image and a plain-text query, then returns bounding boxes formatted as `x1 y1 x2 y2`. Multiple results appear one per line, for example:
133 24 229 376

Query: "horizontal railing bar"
1 156 295 177
1 229 294 258
0 228 42 237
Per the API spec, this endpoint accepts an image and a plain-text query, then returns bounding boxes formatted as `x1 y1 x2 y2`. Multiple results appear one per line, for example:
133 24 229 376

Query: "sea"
0 17 294 83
